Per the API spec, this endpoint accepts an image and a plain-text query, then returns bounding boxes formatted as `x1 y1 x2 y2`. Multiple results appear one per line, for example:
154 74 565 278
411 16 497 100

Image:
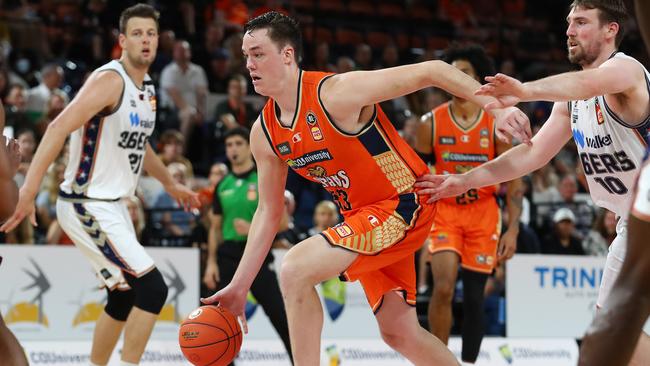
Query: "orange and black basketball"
179 305 243 366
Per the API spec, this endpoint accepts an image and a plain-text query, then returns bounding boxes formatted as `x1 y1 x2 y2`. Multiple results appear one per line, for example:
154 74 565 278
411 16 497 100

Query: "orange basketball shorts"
429 198 501 274
321 192 436 313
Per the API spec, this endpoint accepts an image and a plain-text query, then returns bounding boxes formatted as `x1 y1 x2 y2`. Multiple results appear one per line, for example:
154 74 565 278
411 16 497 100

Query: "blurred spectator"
25 64 69 123
206 48 232 93
214 74 257 129
541 208 585 255
376 43 400 69
534 173 595 237
150 29 176 78
336 56 355 73
275 190 308 247
224 32 247 77
13 128 36 187
438 0 477 28
209 0 249 31
399 114 419 149
45 219 73 245
354 43 373 70
4 84 31 133
35 90 66 137
124 196 146 242
159 40 208 148
198 162 229 210
307 200 339 236
582 209 616 256
193 22 226 75
157 129 194 177
152 162 196 238
309 42 336 72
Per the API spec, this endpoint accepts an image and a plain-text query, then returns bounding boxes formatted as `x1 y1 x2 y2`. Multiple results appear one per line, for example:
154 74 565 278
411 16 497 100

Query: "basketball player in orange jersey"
201 11 530 365
0 100 29 366
415 44 522 365
579 1 650 364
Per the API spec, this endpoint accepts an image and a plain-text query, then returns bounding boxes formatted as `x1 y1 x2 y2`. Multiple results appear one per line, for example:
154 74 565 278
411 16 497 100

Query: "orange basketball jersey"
428 102 497 204
260 70 428 215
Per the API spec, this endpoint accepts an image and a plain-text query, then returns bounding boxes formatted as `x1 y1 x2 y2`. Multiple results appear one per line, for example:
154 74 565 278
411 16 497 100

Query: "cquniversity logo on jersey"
572 129 585 148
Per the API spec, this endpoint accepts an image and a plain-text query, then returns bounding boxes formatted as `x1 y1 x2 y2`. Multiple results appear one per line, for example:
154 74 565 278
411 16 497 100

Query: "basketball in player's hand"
179 305 243 366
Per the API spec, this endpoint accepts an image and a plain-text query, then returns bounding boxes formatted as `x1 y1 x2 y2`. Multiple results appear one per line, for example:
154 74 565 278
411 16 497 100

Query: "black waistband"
59 190 121 202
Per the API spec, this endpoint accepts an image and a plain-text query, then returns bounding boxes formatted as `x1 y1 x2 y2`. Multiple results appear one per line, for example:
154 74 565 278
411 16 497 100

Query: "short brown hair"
244 11 302 63
119 3 160 34
570 0 628 46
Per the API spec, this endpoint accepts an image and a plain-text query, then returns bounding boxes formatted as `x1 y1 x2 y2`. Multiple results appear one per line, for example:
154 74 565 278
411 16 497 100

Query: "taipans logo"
325 345 341 366
572 129 612 149
499 344 514 364
4 258 51 326
286 149 333 169
307 165 328 178
157 260 187 323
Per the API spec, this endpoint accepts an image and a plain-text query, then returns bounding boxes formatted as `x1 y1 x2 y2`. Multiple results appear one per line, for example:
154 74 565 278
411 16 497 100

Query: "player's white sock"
462 362 475 366
120 362 138 366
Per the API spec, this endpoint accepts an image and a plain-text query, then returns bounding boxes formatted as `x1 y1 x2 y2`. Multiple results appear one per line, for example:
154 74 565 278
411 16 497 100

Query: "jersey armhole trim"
317 74 377 137
95 69 124 117
259 114 281 158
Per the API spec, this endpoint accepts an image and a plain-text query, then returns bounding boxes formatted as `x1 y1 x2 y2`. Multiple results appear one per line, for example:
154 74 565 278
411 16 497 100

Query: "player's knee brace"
105 288 135 321
125 268 168 315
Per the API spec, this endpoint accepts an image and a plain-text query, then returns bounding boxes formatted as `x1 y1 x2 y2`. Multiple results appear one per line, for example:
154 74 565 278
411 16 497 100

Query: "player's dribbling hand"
201 284 249 334
0 188 37 232
414 174 469 204
165 183 201 212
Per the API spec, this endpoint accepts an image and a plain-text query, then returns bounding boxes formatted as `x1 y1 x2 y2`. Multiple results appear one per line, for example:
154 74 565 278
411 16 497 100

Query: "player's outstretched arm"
415 101 571 203
0 71 123 232
201 119 287 331
321 61 531 143
476 57 644 109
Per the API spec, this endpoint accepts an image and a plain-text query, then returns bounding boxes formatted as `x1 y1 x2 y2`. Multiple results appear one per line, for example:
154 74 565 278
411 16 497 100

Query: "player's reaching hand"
164 182 201 212
201 283 249 334
415 174 470 204
476 73 529 110
0 188 37 232
491 106 531 145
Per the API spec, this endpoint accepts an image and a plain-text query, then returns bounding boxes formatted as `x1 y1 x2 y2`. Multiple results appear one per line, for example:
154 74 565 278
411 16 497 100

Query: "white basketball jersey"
571 53 650 218
60 60 156 200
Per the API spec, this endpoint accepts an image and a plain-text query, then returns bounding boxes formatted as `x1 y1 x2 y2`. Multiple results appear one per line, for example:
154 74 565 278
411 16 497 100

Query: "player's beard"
568 42 599 66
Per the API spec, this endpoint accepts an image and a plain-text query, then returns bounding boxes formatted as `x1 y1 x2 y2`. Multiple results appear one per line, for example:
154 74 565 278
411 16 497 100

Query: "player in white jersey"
415 1 650 364
0 4 198 366
578 2 650 365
